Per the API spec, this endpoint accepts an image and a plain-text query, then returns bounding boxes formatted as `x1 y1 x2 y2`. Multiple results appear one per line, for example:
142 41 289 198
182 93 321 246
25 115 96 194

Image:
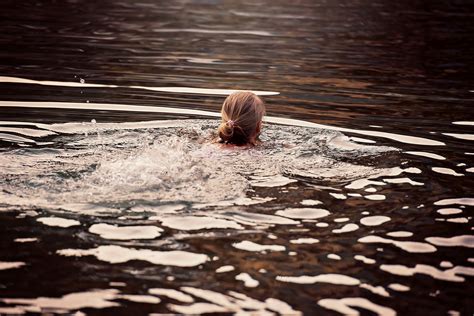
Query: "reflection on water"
0 0 474 315
0 76 280 96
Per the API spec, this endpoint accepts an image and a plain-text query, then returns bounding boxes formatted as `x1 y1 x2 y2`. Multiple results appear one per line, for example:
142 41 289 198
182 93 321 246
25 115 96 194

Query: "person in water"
217 91 266 146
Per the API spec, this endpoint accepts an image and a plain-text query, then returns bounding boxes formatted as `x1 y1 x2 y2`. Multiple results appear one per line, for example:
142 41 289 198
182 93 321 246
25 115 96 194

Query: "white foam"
0 76 279 96
425 235 474 248
109 282 126 287
290 238 319 244
235 273 259 287
434 198 474 206
1 289 120 312
264 298 301 315
364 194 386 201
354 255 376 264
167 302 231 314
0 307 25 314
437 208 463 215
386 231 413 238
268 116 444 146
182 287 246 311
276 273 360 285
1 119 401 212
57 245 208 267
89 223 163 240
380 264 473 282
403 167 423 174
383 177 424 186
193 197 273 209
165 287 301 315
0 76 119 88
0 101 224 122
358 235 437 253
359 283 390 297
0 101 444 146
131 203 186 214
405 151 445 160
300 199 323 206
57 204 120 216
388 283 410 292
345 179 386 189
0 127 56 137
37 217 80 228
327 254 341 260
332 223 359 234
159 216 243 230
347 193 362 197
216 265 235 273
440 261 454 268
360 216 390 227
232 241 285 252
446 217 468 223
432 167 464 177
275 208 330 219
14 238 38 243
118 295 160 304
0 261 25 270
443 133 474 141
453 121 474 126
349 137 376 144
214 211 299 226
250 175 297 187
329 193 347 200
187 58 220 64
148 288 194 303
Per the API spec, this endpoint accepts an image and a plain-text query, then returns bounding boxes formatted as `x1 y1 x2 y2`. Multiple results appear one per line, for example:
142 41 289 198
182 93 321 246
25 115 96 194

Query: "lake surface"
0 0 473 315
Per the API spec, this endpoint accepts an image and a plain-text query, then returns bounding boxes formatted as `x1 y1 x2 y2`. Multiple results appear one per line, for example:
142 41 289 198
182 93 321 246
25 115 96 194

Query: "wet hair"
218 91 266 145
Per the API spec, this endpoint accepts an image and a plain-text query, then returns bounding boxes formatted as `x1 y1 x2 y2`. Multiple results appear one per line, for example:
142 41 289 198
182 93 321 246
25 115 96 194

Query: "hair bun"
218 121 234 141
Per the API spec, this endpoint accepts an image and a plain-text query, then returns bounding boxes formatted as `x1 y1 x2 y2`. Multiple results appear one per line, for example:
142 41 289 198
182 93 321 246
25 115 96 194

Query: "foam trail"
267 116 444 146
0 101 444 146
0 76 279 96
0 100 221 118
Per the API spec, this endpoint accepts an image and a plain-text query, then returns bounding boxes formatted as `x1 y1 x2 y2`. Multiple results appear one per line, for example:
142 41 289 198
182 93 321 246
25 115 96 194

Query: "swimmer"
217 91 266 146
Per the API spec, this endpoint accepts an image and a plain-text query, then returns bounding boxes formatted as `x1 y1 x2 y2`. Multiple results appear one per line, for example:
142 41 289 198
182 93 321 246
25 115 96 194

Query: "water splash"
0 119 399 212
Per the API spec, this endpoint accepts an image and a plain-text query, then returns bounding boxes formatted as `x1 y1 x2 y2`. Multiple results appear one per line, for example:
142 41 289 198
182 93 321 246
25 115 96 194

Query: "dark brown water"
0 0 473 315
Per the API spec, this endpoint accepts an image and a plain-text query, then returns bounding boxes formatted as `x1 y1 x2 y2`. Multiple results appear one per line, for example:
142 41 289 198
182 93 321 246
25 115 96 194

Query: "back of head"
218 91 265 145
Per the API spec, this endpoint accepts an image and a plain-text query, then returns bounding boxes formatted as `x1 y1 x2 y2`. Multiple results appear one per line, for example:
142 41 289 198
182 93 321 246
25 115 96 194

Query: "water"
0 0 473 315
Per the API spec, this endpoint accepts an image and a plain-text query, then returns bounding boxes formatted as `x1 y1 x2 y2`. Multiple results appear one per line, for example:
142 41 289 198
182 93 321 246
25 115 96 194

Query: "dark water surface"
0 0 473 315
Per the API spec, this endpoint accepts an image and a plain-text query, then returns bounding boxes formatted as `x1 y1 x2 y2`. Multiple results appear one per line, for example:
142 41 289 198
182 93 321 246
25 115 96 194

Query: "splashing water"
0 119 398 211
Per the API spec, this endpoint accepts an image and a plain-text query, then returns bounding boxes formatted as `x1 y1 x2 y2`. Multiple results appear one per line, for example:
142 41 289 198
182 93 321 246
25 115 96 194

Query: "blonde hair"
218 91 265 145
